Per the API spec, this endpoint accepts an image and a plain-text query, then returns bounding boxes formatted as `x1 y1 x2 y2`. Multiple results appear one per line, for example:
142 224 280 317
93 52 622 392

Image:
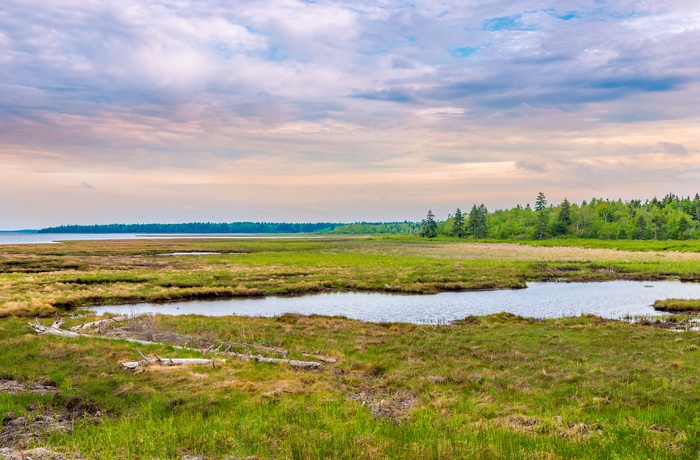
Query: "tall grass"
2 237 700 317
2 313 700 458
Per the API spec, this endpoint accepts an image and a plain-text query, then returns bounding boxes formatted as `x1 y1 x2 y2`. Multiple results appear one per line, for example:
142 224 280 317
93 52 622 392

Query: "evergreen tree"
453 208 465 238
534 192 548 239
535 192 547 211
552 198 572 236
468 204 488 238
420 210 438 238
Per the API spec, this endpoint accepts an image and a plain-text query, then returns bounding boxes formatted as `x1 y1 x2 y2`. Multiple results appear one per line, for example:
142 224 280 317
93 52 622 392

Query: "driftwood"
30 318 80 338
31 317 179 348
70 313 154 333
31 317 323 370
121 351 225 370
225 352 321 369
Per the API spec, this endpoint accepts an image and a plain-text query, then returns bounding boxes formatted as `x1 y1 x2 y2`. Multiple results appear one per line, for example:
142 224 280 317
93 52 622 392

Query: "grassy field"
1 236 700 459
2 236 700 318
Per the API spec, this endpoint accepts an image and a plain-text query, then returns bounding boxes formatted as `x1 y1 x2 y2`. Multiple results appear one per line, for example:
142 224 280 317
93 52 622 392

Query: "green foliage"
420 210 438 238
39 222 344 234
327 221 420 235
534 192 547 211
452 208 465 238
468 205 488 238
2 310 700 459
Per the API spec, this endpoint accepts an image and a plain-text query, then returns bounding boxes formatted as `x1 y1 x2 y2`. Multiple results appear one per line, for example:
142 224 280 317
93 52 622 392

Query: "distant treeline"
420 193 700 240
38 222 345 234
37 193 700 240
326 221 421 235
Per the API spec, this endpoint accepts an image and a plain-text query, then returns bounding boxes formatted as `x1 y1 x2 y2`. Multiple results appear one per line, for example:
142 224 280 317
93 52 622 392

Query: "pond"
90 280 700 324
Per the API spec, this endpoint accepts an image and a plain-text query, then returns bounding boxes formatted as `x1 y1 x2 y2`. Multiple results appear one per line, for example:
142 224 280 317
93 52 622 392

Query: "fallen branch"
121 352 225 370
30 317 184 348
225 352 320 369
70 313 155 333
31 318 322 370
30 318 80 338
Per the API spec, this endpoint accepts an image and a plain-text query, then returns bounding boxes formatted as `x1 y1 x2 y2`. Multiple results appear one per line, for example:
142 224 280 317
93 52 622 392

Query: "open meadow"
1 236 700 459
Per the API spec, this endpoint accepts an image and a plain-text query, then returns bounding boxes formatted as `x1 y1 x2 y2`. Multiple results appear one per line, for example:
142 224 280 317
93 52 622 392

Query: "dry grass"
1 237 699 317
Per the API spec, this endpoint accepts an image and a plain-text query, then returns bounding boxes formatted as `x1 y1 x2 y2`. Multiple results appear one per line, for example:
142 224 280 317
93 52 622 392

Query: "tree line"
421 193 700 240
38 222 345 234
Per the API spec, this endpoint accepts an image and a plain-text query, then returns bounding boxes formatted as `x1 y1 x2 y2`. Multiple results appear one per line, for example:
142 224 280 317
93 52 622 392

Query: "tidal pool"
90 280 700 324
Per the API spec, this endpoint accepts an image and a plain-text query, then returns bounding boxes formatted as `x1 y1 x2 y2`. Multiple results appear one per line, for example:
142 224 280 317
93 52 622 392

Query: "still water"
91 281 700 324
0 232 322 245
0 232 139 245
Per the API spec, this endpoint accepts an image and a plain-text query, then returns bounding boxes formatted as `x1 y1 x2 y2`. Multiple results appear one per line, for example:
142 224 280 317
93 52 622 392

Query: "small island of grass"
654 298 700 312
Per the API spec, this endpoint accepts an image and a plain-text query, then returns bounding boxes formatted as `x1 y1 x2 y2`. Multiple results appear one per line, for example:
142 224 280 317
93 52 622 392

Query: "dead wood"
31 317 322 371
69 313 154 333
224 352 320 369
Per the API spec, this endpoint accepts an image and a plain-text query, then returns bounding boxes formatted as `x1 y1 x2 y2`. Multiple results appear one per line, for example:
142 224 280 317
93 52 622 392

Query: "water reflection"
91 280 700 324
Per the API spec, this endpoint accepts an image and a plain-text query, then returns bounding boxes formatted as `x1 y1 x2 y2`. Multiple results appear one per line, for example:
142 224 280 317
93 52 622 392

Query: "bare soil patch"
0 381 57 395
347 388 419 421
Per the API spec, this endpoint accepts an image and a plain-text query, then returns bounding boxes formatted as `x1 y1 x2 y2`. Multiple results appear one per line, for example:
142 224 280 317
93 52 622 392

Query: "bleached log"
30 319 80 338
121 356 225 370
224 352 320 369
31 318 320 370
288 359 322 369
31 317 185 349
70 312 155 332
70 316 126 332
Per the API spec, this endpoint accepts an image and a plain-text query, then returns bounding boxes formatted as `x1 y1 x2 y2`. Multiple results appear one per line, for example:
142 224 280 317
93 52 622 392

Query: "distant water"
91 280 700 324
0 232 139 245
0 232 323 245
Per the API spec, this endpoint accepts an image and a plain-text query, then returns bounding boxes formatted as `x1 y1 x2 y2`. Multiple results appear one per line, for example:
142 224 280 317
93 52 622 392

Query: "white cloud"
1 0 700 226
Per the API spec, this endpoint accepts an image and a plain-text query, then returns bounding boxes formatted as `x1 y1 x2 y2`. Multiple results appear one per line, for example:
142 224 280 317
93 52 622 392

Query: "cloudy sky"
1 0 699 228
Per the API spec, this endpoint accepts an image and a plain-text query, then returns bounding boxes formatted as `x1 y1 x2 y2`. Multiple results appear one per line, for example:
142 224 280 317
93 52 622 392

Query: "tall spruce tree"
535 192 548 239
453 208 465 238
535 192 547 211
468 204 488 238
420 210 438 238
552 198 572 236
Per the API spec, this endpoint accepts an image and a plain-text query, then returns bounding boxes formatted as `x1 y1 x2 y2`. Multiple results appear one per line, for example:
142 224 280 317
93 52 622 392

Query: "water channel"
90 280 700 324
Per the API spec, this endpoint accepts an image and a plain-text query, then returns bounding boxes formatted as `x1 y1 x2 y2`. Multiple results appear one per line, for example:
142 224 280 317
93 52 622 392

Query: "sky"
1 0 699 228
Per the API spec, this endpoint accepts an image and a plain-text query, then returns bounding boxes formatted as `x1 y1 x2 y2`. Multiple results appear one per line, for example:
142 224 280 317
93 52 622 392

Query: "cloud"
1 0 700 226
515 160 548 173
658 142 690 156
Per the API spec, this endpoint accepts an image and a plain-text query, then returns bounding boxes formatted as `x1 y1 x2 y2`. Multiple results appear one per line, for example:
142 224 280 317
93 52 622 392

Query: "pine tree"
535 192 548 239
420 210 438 238
535 192 547 211
552 198 572 236
468 204 488 238
453 208 465 238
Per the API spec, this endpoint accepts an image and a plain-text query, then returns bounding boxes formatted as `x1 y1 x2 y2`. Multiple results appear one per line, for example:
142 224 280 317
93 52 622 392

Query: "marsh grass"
2 237 700 317
2 237 700 457
654 299 700 312
1 313 700 458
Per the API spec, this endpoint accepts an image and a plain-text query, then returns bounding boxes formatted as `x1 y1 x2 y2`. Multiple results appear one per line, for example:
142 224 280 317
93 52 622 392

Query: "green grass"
2 236 700 317
2 314 700 458
654 299 700 312
2 237 700 458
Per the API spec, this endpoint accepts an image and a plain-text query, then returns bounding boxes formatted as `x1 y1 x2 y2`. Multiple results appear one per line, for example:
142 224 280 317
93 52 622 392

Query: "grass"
2 236 700 458
2 236 700 317
1 313 700 458
654 299 700 312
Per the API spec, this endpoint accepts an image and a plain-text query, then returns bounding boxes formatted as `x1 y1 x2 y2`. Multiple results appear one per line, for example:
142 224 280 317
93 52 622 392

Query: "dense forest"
37 222 345 234
37 193 700 240
420 193 700 240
